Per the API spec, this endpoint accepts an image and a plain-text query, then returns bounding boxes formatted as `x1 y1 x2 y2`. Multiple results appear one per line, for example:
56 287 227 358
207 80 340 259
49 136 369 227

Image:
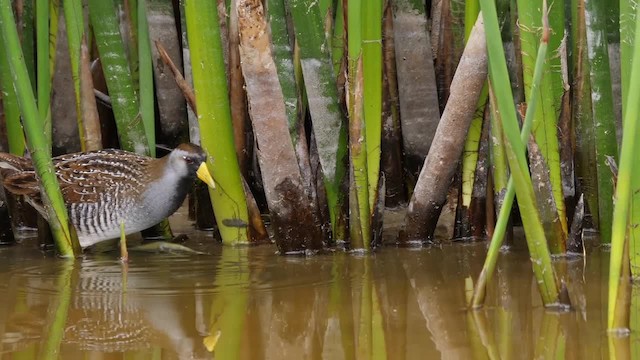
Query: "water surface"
0 224 634 359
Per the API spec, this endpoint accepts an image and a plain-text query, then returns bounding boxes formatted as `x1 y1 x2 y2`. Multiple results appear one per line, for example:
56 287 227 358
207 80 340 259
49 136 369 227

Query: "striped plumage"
0 143 215 248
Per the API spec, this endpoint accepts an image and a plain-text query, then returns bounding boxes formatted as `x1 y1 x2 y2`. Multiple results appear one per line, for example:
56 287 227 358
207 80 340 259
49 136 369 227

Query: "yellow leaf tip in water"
120 221 129 263
203 330 221 352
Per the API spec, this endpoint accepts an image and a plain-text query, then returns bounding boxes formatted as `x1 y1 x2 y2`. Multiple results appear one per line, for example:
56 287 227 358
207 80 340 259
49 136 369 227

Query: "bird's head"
167 143 215 189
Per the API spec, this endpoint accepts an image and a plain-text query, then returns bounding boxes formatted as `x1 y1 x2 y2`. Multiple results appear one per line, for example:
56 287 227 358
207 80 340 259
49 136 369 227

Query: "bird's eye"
183 156 194 164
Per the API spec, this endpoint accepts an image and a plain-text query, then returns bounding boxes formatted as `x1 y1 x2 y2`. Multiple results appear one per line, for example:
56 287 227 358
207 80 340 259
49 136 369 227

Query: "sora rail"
0 143 215 248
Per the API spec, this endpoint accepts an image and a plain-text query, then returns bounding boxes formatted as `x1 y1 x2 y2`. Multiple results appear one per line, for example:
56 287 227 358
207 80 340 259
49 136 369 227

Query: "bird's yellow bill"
197 163 216 189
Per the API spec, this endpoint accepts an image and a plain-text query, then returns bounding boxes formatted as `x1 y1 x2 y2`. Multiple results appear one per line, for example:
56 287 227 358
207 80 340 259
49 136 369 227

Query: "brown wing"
55 149 152 204
1 149 152 206
0 153 33 178
2 171 39 197
0 153 38 197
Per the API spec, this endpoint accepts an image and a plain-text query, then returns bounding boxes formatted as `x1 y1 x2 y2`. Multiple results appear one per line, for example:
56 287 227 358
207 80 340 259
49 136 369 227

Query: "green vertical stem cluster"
488 83 509 221
608 0 640 331
0 0 79 256
347 0 370 249
35 0 51 144
288 0 349 241
546 0 567 104
584 0 618 245
461 115 483 209
138 0 155 157
19 0 36 90
237 0 323 252
62 0 86 146
464 0 479 39
125 0 140 89
0 29 25 155
621 0 640 278
478 0 561 306
571 0 599 236
472 25 552 306
269 0 319 236
517 0 567 254
362 0 383 210
620 0 635 108
49 0 60 78
185 0 250 244
318 0 333 37
460 3 486 224
88 0 149 154
267 0 298 137
332 0 345 76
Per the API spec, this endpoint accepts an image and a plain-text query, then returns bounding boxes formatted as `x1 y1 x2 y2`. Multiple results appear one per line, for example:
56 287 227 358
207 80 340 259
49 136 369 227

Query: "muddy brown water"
0 210 635 359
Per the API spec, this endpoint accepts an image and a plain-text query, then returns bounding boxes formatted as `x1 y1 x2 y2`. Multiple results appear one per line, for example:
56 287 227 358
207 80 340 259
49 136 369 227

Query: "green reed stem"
517 0 567 253
62 0 86 147
620 0 640 279
289 0 349 241
0 29 25 155
585 0 618 245
49 0 60 78
185 0 250 244
460 1 484 212
332 0 344 76
608 0 640 331
268 0 299 139
347 0 371 250
476 0 560 306
362 0 383 211
36 0 51 145
19 0 36 90
0 0 79 256
88 0 150 154
138 0 155 157
471 38 545 306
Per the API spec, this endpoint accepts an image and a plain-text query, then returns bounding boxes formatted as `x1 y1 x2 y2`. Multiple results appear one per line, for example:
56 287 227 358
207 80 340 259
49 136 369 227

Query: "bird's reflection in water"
0 253 215 359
